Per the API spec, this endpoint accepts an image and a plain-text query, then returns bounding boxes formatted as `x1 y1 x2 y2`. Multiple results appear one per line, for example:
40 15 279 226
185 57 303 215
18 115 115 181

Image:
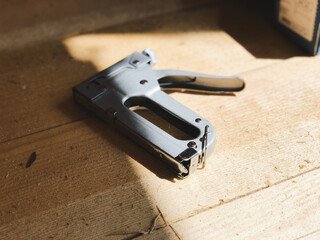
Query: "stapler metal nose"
73 49 245 178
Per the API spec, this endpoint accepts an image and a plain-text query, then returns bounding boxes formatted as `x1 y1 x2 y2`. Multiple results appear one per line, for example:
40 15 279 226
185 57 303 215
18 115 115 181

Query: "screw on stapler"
73 49 245 178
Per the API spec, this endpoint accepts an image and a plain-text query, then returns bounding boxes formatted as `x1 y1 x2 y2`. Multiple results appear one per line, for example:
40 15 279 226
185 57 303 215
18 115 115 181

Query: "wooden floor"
1 0 320 239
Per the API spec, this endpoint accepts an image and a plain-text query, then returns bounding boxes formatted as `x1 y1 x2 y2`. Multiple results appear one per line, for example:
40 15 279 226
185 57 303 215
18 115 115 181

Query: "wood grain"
0 0 213 50
0 118 176 238
1 54 319 239
298 230 320 240
0 1 300 143
0 1 318 239
172 168 320 239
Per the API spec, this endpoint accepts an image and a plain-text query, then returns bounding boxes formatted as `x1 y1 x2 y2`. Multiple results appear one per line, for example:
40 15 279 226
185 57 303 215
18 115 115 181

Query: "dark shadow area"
91 0 307 59
0 40 94 143
0 0 213 51
58 97 177 182
0 39 174 239
218 0 307 59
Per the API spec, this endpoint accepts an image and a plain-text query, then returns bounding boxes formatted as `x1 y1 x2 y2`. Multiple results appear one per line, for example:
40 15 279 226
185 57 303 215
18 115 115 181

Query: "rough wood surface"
172 168 320 239
0 0 213 50
1 1 319 239
0 0 302 143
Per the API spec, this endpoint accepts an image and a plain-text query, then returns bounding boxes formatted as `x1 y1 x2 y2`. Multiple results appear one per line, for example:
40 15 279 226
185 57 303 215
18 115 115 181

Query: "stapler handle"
155 70 245 93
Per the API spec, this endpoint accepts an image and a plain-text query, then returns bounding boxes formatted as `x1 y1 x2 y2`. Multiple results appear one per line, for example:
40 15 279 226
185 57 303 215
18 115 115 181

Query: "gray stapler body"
73 49 244 178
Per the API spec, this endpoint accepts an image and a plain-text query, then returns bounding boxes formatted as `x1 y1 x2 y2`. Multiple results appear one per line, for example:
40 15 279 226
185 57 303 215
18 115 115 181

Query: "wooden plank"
134 117 320 224
0 1 296 143
115 56 320 224
171 168 320 239
135 227 179 240
0 118 176 239
0 117 181 239
1 2 318 239
298 230 320 240
0 118 168 225
1 56 319 238
0 180 170 239
0 0 212 50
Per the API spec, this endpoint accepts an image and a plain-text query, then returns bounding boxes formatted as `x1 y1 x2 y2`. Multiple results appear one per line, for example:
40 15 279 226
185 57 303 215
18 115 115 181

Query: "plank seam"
171 164 320 224
0 117 89 145
293 228 320 240
156 205 182 240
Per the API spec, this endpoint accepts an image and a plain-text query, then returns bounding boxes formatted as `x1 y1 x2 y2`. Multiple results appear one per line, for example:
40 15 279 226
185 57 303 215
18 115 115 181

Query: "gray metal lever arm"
155 70 245 93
